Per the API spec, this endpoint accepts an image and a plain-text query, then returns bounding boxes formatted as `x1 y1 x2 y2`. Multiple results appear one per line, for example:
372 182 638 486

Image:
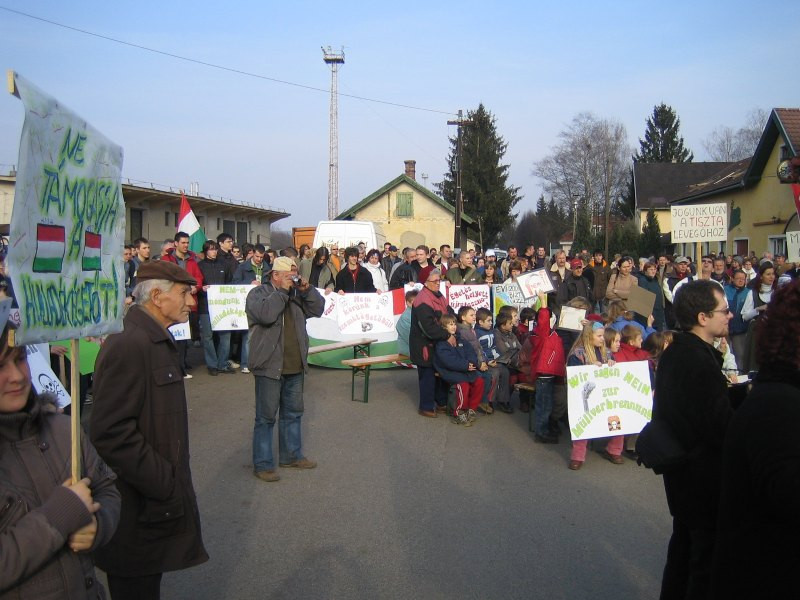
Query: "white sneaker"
228 361 240 369
184 373 193 380
241 367 250 374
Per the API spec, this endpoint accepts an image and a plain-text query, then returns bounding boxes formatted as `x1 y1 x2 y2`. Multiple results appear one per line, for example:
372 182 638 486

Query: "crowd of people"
1 231 798 598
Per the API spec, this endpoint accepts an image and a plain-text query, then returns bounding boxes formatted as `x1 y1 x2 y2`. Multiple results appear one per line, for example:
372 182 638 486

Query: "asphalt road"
109 353 673 599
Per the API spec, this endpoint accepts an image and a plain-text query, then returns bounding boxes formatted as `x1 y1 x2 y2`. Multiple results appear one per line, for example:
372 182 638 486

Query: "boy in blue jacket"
434 314 485 426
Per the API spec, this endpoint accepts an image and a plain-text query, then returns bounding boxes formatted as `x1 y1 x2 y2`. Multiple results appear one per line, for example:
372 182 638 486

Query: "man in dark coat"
653 280 733 599
389 248 418 289
586 249 611 312
409 269 453 417
91 261 209 599
334 247 377 293
560 258 592 304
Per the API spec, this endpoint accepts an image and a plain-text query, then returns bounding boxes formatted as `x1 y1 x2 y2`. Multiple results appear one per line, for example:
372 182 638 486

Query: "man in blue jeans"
245 257 324 482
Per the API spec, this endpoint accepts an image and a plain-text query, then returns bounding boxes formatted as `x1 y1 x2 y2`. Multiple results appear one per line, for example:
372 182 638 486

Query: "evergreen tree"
437 104 522 247
616 167 636 218
638 210 663 258
535 194 548 217
634 103 694 163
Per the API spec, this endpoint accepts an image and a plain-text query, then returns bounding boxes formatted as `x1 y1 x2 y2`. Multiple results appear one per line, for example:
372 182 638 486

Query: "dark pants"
107 573 163 600
417 366 448 412
660 518 715 600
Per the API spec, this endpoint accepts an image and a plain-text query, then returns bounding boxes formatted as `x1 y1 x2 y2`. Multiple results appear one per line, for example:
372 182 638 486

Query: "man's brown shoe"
254 469 280 482
418 409 437 418
434 405 448 414
279 458 317 469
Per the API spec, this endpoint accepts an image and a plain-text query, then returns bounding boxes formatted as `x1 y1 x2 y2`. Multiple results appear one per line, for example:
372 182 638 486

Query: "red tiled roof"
774 108 800 154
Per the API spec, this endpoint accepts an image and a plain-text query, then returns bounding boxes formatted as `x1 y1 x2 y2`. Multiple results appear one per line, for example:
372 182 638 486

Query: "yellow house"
336 161 479 251
670 108 800 259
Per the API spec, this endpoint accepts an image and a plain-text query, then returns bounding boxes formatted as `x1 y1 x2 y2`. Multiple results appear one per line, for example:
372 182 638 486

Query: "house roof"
743 108 800 186
670 158 751 203
336 174 476 226
634 162 730 209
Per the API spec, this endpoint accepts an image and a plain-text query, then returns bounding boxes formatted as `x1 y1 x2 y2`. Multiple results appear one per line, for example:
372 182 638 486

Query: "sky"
1 1 797 231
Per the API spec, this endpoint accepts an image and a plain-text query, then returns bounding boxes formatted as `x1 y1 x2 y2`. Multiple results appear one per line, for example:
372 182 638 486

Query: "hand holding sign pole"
7 71 126 482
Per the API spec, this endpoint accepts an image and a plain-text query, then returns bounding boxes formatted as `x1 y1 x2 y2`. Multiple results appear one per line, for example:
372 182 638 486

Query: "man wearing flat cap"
246 256 324 482
91 260 208 599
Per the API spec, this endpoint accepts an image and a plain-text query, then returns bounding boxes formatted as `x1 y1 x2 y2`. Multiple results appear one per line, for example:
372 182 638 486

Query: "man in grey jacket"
245 256 324 482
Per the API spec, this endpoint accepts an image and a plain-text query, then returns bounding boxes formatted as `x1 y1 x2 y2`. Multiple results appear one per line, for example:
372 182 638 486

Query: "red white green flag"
82 231 101 271
33 224 65 273
178 193 205 254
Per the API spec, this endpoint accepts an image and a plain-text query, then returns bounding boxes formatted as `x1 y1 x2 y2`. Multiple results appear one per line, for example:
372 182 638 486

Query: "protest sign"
567 360 653 441
516 268 554 299
337 293 395 334
26 343 70 408
557 306 586 332
447 284 490 311
7 73 126 346
492 283 528 319
626 286 656 319
207 285 252 331
670 203 728 243
168 321 192 341
787 231 800 263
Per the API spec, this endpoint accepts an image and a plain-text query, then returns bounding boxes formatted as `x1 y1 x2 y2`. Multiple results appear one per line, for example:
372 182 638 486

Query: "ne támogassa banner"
336 293 395 334
447 284 490 311
207 285 254 331
8 73 126 345
670 203 728 243
567 360 653 441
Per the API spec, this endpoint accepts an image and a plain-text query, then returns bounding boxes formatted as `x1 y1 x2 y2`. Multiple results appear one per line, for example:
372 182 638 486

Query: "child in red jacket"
528 293 566 443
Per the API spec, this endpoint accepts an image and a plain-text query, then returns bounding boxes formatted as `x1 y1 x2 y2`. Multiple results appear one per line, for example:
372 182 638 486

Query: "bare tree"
532 112 631 256
702 108 768 161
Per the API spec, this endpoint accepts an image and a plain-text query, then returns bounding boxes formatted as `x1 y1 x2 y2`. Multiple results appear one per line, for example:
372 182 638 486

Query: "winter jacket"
1 394 120 599
362 261 389 292
475 324 500 361
396 307 412 356
245 281 324 379
434 337 480 384
298 258 336 290
234 258 268 285
197 257 235 314
334 265 377 293
389 261 418 290
445 266 484 285
560 273 592 306
409 286 452 367
635 272 666 331
90 305 209 577
608 316 655 340
724 283 750 335
613 342 650 363
528 307 566 381
587 263 612 302
605 271 639 303
653 331 732 528
495 328 522 369
456 323 488 363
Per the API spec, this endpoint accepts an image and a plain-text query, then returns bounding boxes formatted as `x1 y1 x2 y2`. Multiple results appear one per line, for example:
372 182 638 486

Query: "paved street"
132 354 671 599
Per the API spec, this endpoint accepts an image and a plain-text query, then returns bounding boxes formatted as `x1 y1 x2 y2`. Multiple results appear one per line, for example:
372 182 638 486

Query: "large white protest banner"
8 73 126 345
336 293 395 334
787 231 800 262
207 285 253 331
670 203 728 243
447 284 490 311
567 360 653 441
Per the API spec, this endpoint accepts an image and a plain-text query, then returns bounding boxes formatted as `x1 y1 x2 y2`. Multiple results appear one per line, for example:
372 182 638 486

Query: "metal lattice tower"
322 46 345 220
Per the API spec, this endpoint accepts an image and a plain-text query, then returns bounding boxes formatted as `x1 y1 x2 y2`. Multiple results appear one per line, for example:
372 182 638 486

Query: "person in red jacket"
528 292 566 443
614 325 650 363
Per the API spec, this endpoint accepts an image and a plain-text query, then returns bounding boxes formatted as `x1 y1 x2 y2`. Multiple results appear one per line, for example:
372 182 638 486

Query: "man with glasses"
409 270 453 417
652 280 733 598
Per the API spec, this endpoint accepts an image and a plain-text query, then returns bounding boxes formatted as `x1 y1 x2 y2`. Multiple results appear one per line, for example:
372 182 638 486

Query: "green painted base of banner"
308 339 406 369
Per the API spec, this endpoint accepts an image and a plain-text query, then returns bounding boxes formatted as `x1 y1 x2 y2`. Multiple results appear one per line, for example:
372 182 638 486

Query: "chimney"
404 160 416 180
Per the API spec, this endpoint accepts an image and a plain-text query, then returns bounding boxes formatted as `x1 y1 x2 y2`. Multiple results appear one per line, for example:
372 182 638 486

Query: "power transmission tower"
322 46 345 220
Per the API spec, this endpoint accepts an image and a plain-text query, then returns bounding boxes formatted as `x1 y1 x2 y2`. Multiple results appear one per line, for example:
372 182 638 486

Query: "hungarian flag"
82 231 101 271
178 193 205 254
33 224 65 273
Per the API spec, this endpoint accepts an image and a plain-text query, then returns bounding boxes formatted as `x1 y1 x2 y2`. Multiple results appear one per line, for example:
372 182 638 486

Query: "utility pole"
322 46 345 220
447 109 472 250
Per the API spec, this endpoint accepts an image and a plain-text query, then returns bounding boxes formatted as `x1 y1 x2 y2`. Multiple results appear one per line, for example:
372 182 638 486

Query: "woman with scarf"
740 261 777 373
362 249 389 292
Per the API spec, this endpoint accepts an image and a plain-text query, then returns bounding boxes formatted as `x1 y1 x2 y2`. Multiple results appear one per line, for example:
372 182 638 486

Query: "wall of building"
0 177 14 226
351 181 475 251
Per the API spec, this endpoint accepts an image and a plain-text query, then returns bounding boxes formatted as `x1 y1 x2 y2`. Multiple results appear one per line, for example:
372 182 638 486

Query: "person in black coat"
335 247 377 294
409 270 453 417
653 280 733 600
710 279 800 599
560 258 592 304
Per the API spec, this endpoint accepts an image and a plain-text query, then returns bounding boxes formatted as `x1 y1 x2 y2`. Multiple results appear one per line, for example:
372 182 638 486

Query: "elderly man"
445 250 484 284
246 257 324 482
547 250 570 314
389 247 419 289
91 261 208 599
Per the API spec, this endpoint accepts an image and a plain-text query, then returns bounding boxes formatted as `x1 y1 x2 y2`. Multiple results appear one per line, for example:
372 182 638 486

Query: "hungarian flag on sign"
178 193 205 254
82 231 101 271
33 224 65 272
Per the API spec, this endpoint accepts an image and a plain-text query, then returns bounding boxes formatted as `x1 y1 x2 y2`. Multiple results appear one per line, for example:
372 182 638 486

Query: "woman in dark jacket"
0 326 120 599
636 261 666 331
711 279 800 599
409 269 453 417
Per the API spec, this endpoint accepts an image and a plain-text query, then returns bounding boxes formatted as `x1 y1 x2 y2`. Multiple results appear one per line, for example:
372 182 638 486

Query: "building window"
223 219 235 236
768 235 786 256
734 238 749 257
130 209 144 242
396 192 413 217
174 213 179 228
780 144 792 161
718 241 727 256
164 211 170 227
237 221 248 244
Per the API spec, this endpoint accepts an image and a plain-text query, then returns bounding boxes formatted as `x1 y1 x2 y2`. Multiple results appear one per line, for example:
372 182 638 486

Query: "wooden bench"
341 354 410 403
308 338 377 358
514 382 537 432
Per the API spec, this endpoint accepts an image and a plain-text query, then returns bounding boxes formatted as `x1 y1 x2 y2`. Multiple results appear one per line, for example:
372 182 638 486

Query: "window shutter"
396 192 413 217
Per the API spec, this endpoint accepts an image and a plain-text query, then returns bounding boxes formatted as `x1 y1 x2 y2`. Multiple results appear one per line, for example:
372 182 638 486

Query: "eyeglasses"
427 279 440 285
708 306 732 315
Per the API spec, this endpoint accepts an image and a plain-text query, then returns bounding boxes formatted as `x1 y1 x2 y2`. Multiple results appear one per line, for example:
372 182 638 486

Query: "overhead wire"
0 5 456 116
